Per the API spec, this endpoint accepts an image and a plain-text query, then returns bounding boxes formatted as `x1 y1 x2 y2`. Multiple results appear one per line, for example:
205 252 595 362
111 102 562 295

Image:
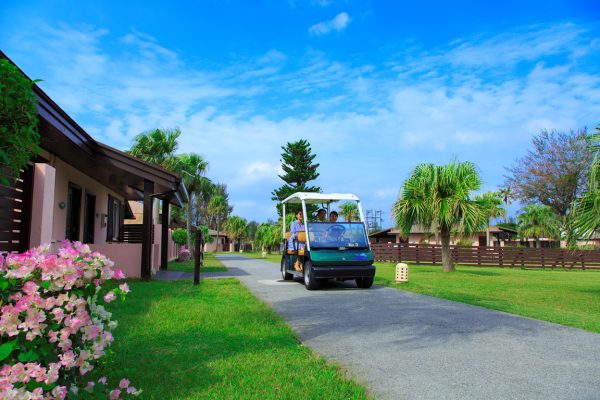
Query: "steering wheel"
327 224 345 240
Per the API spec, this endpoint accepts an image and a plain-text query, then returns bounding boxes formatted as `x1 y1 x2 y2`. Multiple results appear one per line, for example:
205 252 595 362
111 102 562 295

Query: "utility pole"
365 209 384 232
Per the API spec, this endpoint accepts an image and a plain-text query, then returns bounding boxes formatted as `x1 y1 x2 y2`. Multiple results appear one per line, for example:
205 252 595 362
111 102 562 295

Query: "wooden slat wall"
371 243 600 270
119 224 153 244
0 165 33 253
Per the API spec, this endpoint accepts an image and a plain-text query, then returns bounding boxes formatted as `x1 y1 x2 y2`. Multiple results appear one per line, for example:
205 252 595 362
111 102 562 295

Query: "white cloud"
4 22 599 225
309 12 351 36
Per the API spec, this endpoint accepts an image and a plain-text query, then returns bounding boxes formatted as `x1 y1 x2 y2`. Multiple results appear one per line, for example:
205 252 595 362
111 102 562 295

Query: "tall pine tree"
271 139 321 216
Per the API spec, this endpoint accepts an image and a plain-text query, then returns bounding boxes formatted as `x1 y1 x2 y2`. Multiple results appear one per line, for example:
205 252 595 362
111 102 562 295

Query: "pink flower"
22 281 39 295
119 378 130 389
127 386 139 394
109 388 122 399
59 351 76 368
99 376 107 385
85 381 95 393
114 269 125 280
104 291 117 303
51 385 68 399
118 283 130 294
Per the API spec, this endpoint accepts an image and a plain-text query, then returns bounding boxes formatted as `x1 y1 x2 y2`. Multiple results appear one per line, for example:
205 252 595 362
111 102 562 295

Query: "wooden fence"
371 243 600 270
118 224 152 244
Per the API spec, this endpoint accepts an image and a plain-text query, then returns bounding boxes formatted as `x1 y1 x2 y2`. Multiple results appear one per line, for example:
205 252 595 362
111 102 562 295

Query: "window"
66 183 82 241
106 195 122 242
307 222 370 250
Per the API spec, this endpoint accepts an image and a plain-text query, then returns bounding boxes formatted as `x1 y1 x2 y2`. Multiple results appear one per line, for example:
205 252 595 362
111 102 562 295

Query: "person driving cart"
289 210 305 251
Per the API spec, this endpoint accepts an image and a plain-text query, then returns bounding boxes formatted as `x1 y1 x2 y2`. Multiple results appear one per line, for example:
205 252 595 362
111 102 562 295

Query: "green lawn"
375 262 600 333
239 251 283 265
240 252 600 333
92 278 370 399
168 253 228 273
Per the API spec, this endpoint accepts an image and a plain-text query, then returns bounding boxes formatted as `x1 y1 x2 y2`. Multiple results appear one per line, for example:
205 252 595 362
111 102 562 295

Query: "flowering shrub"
178 248 192 262
0 241 140 399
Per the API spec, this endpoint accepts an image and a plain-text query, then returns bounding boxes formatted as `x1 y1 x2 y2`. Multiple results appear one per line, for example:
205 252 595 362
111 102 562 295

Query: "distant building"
369 225 518 247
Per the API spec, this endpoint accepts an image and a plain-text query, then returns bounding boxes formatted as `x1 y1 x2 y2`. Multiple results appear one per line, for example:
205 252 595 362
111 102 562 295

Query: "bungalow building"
369 225 518 247
1 52 187 278
204 229 231 252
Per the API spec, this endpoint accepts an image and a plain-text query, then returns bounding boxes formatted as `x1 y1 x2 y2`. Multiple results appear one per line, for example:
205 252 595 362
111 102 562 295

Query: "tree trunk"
486 223 490 247
186 200 193 251
440 227 455 272
215 220 220 252
536 238 541 249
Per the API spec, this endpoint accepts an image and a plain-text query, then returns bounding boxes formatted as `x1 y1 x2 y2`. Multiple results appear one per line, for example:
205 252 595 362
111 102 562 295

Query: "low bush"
455 239 474 247
0 241 139 399
171 229 187 246
178 248 192 262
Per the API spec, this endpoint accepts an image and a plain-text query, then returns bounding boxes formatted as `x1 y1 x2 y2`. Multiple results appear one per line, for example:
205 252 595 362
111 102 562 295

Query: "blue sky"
2 0 599 226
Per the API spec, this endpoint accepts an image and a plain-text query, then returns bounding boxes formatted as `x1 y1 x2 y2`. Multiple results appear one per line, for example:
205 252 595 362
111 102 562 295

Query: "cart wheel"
355 276 374 289
303 261 319 290
281 256 293 280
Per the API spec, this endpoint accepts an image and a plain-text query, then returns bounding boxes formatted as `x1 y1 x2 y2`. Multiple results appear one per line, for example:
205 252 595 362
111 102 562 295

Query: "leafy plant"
339 202 359 222
392 160 485 272
504 128 593 244
517 204 562 248
571 126 600 241
0 59 41 185
224 216 247 252
455 239 474 247
171 228 188 246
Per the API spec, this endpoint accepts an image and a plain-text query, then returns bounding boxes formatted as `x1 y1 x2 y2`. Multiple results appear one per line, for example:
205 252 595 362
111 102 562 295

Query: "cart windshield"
307 222 369 250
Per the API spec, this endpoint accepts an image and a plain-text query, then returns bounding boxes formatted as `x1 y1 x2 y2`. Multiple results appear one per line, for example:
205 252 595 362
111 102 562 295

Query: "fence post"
193 228 202 285
415 243 420 264
499 247 503 267
541 248 547 269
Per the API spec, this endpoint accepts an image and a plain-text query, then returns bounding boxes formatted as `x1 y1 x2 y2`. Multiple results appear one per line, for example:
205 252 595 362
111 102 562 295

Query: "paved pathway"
216 254 600 400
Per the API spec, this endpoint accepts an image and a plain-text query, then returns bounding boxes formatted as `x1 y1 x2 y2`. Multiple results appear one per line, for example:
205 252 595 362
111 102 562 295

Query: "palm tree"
224 216 247 252
208 194 229 251
130 128 180 169
571 128 600 240
517 204 562 248
392 161 485 272
130 128 180 223
339 202 359 222
475 191 506 246
176 153 209 251
497 186 513 223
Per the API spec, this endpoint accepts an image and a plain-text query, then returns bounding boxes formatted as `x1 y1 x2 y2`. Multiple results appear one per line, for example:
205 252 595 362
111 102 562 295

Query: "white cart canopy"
281 192 360 204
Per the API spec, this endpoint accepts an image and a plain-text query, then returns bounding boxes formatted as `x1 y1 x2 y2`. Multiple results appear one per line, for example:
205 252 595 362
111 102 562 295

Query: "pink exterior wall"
150 225 179 274
90 243 142 279
51 158 124 244
29 156 181 278
204 242 217 252
29 163 56 247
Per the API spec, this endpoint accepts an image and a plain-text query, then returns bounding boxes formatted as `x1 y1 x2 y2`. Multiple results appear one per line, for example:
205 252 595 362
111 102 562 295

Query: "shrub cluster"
0 241 139 399
171 229 187 246
178 248 192 262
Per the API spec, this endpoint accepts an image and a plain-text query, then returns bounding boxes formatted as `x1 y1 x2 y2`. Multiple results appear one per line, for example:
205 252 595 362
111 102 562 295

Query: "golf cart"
280 192 375 290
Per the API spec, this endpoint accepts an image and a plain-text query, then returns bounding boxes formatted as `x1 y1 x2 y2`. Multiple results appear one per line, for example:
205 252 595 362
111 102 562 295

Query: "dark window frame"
66 183 82 241
83 191 96 244
106 195 123 242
